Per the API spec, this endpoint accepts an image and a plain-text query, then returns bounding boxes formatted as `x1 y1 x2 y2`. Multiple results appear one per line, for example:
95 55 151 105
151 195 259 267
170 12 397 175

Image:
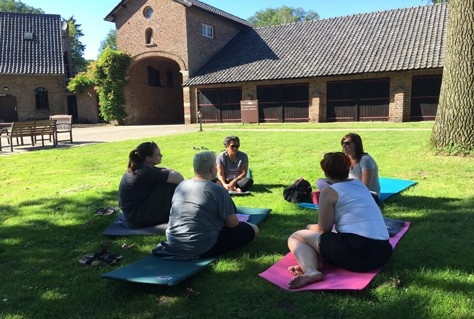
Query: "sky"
20 0 432 60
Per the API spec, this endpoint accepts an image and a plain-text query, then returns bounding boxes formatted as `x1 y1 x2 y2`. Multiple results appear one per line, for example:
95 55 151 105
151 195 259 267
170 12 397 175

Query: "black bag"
283 178 312 203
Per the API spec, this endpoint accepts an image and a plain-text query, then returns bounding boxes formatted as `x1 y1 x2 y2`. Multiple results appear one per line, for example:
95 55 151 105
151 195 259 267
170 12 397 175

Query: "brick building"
0 12 78 122
105 0 446 125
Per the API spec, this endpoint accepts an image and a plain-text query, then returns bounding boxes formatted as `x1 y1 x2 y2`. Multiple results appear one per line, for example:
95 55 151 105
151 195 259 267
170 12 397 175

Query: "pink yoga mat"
258 222 410 291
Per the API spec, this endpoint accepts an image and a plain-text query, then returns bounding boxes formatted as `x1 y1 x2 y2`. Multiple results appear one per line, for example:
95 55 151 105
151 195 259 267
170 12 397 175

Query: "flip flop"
103 207 118 216
79 250 122 266
94 208 105 216
79 253 102 266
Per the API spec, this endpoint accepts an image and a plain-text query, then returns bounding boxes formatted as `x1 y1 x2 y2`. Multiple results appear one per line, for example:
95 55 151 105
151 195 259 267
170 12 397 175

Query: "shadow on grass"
0 192 473 318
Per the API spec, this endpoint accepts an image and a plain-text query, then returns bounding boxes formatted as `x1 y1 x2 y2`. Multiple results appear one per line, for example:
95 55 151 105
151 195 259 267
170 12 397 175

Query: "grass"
1 122 473 319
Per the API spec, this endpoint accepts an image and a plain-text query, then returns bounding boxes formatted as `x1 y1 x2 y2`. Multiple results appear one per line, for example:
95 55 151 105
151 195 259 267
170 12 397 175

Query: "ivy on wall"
68 48 131 123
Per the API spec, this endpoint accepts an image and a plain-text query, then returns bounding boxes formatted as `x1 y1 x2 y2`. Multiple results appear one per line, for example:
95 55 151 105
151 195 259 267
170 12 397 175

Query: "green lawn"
1 122 473 319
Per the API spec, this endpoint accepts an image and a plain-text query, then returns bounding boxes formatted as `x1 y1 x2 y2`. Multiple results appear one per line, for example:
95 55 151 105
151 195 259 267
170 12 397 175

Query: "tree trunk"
430 0 474 152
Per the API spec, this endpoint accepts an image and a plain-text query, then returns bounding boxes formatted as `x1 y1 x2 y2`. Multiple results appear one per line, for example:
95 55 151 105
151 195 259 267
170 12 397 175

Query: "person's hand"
306 224 321 232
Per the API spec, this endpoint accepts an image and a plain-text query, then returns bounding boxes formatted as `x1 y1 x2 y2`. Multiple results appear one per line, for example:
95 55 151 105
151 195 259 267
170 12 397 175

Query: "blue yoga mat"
102 255 216 286
102 206 271 236
297 177 417 210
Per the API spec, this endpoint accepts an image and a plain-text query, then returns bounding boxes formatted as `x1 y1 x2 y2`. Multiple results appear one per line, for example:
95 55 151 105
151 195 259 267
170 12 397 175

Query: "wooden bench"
50 115 73 143
0 120 57 152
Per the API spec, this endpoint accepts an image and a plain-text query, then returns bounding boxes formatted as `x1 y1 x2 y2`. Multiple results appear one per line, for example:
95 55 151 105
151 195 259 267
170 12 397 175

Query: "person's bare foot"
288 271 324 289
288 265 304 276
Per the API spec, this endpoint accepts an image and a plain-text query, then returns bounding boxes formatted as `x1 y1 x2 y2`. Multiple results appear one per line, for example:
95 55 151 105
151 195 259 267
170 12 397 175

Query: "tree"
0 0 43 13
67 47 131 123
248 6 319 27
430 0 474 154
99 29 117 53
66 16 88 73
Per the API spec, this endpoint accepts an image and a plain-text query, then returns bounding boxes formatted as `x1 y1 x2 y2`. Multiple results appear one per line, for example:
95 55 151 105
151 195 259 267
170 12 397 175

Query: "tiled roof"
176 0 252 27
185 4 447 86
0 12 65 75
105 0 252 27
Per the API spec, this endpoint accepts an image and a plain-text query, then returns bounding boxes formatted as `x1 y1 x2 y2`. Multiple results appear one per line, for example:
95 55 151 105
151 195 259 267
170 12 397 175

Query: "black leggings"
199 222 256 258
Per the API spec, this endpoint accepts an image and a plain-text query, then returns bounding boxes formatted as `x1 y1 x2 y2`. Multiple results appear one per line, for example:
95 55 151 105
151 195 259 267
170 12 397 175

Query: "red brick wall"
76 89 100 123
0 74 67 120
189 68 443 123
111 0 248 124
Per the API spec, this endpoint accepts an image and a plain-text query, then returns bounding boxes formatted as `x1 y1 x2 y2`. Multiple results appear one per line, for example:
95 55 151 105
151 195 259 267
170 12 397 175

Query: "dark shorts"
199 222 256 258
319 232 393 272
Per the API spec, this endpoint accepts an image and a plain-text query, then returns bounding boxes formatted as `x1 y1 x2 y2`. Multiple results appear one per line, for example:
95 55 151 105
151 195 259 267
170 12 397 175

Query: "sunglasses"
229 144 240 149
341 141 353 146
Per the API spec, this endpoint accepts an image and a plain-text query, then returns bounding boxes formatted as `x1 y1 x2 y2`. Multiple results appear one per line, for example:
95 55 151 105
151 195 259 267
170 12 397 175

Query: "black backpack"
283 178 312 203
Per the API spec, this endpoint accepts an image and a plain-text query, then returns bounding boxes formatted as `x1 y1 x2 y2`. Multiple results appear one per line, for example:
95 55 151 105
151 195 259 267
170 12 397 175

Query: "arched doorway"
124 56 184 125
0 94 18 122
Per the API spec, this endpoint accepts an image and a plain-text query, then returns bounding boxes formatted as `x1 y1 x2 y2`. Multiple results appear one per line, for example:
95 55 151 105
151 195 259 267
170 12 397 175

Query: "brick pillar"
181 70 192 125
389 74 411 122
309 80 326 122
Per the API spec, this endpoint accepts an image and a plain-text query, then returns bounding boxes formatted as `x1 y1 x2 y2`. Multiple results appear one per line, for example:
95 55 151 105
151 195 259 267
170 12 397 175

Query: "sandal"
103 207 118 216
94 208 105 216
79 253 102 266
79 249 122 266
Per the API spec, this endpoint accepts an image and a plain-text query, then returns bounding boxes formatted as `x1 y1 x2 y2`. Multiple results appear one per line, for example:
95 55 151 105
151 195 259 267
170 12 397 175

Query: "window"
143 7 153 19
147 67 160 87
201 23 214 38
34 87 49 109
145 28 154 45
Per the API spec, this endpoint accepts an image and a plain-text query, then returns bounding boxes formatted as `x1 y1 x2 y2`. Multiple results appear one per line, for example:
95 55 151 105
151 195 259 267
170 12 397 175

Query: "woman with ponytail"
118 141 184 228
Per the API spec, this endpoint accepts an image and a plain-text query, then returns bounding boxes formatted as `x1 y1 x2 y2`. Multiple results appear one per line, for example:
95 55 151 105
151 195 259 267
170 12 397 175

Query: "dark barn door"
411 75 442 121
198 88 242 123
327 79 390 122
0 94 18 122
257 84 309 122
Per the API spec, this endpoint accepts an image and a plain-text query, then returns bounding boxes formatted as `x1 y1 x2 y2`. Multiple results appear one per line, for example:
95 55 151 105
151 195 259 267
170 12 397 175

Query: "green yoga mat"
102 255 216 286
102 207 271 285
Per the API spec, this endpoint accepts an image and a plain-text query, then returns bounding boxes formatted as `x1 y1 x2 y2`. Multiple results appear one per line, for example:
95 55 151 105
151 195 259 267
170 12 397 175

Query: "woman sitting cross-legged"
287 152 392 289
118 141 184 228
216 135 253 193
154 151 259 259
317 133 381 204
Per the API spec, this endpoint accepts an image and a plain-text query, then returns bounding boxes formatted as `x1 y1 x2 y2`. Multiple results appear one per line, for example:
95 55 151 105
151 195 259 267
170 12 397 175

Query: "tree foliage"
0 0 43 13
66 16 88 73
99 29 117 53
430 0 474 154
68 48 131 123
248 6 319 27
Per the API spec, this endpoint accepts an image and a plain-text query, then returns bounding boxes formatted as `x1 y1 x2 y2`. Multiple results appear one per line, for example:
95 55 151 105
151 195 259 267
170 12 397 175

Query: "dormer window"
201 24 214 39
24 32 34 40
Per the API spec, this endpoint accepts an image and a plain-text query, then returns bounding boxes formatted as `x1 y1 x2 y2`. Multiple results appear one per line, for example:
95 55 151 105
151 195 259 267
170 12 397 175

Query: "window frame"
201 23 214 39
34 87 49 109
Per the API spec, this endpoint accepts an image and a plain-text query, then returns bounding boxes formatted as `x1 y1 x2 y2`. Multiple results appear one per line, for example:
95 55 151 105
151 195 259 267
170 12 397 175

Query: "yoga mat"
102 255 216 286
297 177 417 210
102 207 271 236
102 213 167 236
229 190 252 196
236 206 271 225
258 221 410 291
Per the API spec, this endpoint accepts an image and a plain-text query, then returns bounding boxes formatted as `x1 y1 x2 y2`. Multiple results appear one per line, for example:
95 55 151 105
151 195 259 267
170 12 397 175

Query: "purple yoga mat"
258 222 410 291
